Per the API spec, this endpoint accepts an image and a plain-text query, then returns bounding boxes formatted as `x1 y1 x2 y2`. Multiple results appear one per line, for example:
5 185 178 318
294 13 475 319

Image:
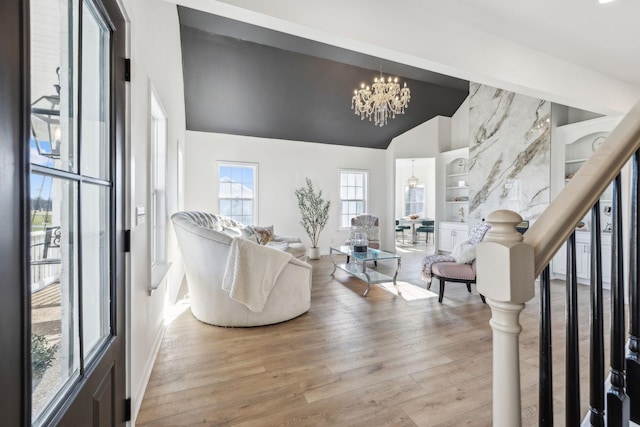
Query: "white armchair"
171 212 312 327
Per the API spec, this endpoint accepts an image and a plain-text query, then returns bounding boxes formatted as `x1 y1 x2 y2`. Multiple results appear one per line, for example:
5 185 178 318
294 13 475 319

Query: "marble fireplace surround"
468 82 551 227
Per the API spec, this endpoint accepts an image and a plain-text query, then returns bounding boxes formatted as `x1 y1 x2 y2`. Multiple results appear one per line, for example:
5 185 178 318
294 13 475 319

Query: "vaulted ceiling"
178 7 470 149
177 0 640 149
412 0 640 88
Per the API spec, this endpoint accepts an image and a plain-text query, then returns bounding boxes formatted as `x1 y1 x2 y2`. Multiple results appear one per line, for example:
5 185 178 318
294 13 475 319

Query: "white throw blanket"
222 237 293 312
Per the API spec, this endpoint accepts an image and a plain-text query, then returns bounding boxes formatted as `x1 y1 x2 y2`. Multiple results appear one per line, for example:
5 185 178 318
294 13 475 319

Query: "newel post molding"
477 210 536 427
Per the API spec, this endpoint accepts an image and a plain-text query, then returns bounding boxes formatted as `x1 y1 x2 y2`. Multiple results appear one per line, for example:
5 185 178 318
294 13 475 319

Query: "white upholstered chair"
171 212 312 327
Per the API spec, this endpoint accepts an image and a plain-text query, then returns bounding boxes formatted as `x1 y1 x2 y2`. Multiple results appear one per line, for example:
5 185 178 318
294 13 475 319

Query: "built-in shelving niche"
551 115 622 286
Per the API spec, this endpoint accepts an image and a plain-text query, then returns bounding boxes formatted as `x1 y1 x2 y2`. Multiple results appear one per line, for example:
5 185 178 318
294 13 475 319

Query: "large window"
340 170 368 227
218 162 257 225
404 185 425 216
150 88 167 268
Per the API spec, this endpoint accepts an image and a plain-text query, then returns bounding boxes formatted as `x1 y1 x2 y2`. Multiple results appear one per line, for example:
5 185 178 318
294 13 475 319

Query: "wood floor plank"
332 406 418 427
137 246 612 426
431 402 493 427
232 376 425 427
137 361 329 424
400 373 493 426
302 348 451 404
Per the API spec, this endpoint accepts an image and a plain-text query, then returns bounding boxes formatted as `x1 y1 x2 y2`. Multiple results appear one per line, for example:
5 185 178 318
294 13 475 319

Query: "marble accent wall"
468 83 551 225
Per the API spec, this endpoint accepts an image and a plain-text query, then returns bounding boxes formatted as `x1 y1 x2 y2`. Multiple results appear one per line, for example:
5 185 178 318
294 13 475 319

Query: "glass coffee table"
329 246 401 296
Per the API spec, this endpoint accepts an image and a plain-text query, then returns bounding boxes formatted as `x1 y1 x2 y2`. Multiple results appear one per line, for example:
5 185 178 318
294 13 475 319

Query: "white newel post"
476 210 536 427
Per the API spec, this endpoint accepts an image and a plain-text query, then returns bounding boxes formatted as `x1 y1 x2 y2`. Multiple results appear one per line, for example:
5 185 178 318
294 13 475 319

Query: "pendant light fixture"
408 159 418 188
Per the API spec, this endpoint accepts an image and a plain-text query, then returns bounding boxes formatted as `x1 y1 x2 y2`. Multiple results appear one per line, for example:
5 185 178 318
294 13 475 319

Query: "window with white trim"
339 170 368 227
218 162 257 225
150 89 167 268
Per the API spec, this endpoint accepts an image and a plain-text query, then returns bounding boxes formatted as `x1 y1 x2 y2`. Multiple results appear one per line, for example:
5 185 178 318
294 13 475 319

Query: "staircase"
477 101 640 426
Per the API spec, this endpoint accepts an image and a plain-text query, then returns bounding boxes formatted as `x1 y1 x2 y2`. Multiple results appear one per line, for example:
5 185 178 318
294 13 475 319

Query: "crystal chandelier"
351 70 411 127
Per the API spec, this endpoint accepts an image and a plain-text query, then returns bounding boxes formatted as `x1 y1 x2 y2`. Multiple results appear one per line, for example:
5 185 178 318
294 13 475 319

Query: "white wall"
450 96 470 150
184 131 389 251
389 116 448 159
120 0 186 421
386 116 449 246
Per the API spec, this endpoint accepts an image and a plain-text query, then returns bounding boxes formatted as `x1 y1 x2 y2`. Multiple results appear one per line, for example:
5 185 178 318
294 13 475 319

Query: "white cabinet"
551 231 611 287
438 222 468 253
576 240 591 281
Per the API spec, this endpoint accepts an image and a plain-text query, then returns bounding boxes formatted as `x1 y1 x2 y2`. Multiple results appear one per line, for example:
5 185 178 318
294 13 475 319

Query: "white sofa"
171 211 313 327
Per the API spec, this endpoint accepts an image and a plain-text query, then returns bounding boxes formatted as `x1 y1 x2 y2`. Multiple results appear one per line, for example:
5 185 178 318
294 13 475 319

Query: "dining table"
397 218 432 243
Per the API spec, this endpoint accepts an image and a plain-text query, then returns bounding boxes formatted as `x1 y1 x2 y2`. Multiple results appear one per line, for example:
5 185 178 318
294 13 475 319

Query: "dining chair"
416 220 435 244
395 220 410 243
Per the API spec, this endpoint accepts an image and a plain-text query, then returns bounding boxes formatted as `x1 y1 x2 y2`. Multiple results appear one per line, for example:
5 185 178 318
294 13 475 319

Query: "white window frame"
217 161 258 225
339 169 368 228
149 85 169 291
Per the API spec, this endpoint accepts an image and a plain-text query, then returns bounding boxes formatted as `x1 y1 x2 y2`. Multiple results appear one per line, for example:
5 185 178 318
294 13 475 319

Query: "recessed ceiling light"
598 0 616 4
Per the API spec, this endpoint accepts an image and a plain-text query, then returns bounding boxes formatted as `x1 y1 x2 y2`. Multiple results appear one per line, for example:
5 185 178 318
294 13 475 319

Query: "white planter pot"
308 247 321 260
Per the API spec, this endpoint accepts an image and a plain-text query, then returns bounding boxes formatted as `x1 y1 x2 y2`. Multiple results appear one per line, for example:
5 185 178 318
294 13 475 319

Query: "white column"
477 210 535 427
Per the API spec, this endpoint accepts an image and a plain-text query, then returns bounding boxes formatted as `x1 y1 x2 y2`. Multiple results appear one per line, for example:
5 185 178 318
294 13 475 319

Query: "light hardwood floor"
137 246 609 426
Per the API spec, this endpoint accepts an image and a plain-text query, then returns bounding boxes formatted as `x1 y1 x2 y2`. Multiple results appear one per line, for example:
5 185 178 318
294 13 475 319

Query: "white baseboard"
131 322 167 425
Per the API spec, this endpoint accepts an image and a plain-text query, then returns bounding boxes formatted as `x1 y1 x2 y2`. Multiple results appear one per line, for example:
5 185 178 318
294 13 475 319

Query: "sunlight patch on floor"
164 294 191 326
379 281 438 301
394 242 434 255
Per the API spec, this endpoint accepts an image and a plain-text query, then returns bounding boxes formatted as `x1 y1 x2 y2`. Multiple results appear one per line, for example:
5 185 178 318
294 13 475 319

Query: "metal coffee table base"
329 246 401 296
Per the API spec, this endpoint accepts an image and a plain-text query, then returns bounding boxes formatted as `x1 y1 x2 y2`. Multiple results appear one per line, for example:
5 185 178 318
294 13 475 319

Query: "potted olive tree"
295 178 330 259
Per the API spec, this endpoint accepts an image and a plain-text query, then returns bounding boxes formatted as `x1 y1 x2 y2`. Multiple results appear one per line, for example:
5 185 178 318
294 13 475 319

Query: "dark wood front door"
0 0 127 424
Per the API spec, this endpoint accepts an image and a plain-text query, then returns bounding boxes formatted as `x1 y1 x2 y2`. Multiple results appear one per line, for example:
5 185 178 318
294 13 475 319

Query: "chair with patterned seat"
430 261 485 304
346 213 380 250
420 220 491 304
345 213 380 264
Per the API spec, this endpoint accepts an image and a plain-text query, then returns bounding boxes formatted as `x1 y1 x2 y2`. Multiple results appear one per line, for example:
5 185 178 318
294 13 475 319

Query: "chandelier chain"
408 159 418 188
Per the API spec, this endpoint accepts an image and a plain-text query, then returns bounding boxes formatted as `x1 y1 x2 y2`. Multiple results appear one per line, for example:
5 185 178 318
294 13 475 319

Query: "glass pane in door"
79 0 112 361
81 183 111 360
30 0 80 422
30 0 77 173
30 175 80 421
80 1 110 180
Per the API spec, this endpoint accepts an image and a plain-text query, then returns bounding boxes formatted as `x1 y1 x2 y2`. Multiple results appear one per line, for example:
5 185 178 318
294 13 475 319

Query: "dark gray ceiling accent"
178 6 469 149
